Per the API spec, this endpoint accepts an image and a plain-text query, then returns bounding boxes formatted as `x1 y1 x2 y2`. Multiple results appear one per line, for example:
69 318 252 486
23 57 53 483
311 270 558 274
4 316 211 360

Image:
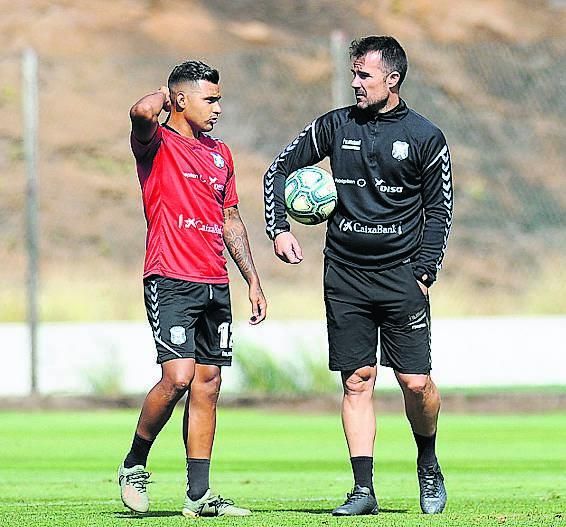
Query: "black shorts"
324 258 431 374
144 275 233 366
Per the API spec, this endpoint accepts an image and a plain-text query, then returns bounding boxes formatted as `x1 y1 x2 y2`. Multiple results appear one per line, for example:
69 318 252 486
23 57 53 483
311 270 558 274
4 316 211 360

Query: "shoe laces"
196 495 235 515
125 470 151 493
419 467 442 498
344 489 368 504
208 495 235 509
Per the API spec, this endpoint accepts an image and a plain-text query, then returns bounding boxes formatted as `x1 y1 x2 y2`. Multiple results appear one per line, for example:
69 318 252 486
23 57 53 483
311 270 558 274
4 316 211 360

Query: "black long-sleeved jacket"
263 100 453 286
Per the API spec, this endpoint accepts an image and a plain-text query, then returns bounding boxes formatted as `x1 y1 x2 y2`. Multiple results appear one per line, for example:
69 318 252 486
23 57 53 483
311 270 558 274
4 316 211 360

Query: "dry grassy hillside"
0 0 564 320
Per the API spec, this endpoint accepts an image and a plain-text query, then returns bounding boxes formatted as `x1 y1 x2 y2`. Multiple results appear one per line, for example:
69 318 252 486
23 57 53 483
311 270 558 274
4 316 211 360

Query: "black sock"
187 458 210 501
413 431 438 467
350 456 374 496
124 433 154 468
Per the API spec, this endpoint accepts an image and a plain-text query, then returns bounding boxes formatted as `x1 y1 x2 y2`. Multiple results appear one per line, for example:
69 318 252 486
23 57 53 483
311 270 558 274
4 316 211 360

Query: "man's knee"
193 366 222 401
398 374 430 398
160 359 195 396
342 366 376 397
161 374 192 395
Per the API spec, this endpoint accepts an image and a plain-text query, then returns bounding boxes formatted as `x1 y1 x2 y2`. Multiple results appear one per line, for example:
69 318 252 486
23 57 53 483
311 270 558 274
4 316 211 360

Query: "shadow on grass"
114 511 180 519
113 508 408 518
252 508 408 514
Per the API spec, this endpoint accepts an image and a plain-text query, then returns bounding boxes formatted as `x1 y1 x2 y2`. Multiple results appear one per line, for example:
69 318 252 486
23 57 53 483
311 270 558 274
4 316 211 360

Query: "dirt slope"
0 0 564 319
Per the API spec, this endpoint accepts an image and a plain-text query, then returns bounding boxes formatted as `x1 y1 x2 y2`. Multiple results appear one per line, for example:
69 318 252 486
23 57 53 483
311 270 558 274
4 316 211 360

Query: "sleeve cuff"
267 226 290 240
412 265 436 288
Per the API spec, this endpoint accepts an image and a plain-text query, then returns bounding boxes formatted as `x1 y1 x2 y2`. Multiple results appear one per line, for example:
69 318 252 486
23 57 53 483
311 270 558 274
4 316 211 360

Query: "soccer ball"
284 166 337 225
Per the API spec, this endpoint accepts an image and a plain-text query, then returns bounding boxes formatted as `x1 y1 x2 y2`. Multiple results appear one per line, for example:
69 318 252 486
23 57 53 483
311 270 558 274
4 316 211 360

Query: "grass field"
0 409 565 526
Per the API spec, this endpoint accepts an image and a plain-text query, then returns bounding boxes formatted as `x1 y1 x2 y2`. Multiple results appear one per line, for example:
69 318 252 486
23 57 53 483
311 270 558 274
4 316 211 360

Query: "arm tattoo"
223 206 257 283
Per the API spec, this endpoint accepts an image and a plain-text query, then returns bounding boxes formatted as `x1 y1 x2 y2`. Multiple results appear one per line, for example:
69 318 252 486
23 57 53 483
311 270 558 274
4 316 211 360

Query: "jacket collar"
375 98 409 121
352 98 409 123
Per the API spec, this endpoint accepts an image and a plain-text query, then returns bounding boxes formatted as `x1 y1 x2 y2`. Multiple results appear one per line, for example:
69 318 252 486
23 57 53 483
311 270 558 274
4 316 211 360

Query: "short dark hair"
349 36 408 87
168 60 220 89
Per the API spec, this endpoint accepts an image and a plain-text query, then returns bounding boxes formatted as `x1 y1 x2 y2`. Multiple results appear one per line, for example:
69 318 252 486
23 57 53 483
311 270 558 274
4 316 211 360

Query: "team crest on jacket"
211 152 225 168
391 141 409 161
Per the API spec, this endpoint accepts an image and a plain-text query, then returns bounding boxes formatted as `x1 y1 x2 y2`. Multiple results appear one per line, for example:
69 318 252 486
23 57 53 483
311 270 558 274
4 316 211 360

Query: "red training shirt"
131 124 239 283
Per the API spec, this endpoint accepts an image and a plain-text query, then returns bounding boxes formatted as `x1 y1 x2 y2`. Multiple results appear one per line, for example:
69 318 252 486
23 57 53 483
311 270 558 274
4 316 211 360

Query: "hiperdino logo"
339 219 402 235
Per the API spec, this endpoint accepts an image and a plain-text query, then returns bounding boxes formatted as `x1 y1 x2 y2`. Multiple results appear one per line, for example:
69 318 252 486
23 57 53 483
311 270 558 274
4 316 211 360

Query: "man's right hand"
130 86 171 143
158 85 172 113
273 231 303 264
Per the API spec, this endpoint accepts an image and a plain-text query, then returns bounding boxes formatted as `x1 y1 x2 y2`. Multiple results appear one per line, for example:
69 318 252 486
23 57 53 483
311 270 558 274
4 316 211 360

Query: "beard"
357 94 389 114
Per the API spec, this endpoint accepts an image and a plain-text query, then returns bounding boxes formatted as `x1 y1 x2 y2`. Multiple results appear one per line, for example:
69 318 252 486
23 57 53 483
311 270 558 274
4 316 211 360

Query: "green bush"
234 339 339 395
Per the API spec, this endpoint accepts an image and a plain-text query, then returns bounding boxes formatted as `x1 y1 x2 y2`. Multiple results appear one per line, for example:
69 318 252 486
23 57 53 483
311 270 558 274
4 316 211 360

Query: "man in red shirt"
118 61 266 517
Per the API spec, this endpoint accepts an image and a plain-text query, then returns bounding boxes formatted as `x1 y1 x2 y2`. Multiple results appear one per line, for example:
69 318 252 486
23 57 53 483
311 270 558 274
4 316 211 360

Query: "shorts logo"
211 152 225 168
409 308 426 322
408 308 428 330
392 141 409 161
170 326 186 345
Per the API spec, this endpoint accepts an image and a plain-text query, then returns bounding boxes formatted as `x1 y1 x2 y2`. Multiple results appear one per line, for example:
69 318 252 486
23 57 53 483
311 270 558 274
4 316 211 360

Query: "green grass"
0 410 565 526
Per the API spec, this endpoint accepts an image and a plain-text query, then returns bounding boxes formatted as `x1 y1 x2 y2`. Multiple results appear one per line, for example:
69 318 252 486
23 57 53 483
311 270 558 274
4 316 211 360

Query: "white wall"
1 317 565 396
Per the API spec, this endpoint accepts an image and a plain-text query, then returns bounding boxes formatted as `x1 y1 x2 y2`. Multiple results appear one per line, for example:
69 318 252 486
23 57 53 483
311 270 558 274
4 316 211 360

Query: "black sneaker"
332 485 378 516
418 463 447 514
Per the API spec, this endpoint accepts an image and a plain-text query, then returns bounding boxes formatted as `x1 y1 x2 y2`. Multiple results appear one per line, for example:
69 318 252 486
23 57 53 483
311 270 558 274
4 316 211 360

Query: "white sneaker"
117 464 150 513
182 489 251 517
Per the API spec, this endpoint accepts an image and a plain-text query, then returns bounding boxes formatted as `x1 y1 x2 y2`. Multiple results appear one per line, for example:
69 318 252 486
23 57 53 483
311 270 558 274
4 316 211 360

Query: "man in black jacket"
263 36 452 516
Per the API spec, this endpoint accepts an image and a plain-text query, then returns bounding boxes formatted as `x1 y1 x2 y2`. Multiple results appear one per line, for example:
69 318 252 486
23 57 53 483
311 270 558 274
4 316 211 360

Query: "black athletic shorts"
143 275 233 366
324 258 431 374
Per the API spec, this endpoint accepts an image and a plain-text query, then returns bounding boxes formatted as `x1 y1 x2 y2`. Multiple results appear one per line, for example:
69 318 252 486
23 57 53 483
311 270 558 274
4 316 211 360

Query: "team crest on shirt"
211 152 225 168
170 326 186 345
392 141 409 161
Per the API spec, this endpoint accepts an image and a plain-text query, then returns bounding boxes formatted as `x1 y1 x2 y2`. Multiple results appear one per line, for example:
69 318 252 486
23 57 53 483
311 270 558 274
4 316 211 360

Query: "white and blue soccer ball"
284 166 337 225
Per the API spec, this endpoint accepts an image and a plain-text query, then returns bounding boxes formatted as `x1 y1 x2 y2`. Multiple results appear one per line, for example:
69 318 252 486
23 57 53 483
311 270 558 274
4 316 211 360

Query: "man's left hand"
249 282 267 325
417 274 429 296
